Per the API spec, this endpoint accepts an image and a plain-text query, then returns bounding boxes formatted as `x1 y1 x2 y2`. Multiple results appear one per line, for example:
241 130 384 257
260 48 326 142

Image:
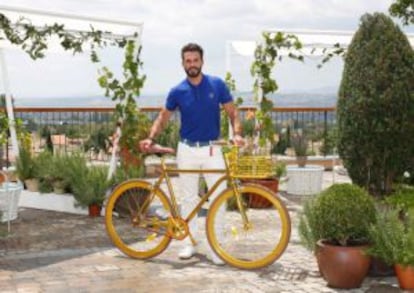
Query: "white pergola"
0 5 143 176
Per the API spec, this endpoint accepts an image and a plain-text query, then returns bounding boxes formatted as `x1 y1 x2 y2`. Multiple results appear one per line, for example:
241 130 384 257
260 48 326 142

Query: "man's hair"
181 43 204 60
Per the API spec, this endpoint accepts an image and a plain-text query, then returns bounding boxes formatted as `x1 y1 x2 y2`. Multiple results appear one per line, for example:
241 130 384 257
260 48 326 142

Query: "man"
140 43 243 265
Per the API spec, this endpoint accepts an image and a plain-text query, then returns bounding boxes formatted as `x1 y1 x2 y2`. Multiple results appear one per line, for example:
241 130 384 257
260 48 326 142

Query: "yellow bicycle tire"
206 183 291 270
105 179 172 259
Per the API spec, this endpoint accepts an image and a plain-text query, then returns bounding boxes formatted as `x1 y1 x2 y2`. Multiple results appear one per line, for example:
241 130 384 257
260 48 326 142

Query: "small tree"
337 13 414 197
389 0 414 25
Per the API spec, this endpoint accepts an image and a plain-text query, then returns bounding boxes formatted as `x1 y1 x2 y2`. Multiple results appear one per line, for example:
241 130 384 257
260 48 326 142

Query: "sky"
0 0 413 99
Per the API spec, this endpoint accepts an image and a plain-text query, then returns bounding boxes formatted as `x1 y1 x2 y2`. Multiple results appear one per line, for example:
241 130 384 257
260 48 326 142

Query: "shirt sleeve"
165 89 177 111
218 79 233 104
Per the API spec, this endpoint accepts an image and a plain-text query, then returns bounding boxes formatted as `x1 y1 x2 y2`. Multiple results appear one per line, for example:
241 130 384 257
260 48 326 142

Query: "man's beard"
185 66 201 78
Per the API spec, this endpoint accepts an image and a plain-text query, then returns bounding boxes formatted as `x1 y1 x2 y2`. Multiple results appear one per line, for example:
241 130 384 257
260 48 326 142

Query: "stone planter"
296 156 308 167
24 178 39 192
19 190 88 215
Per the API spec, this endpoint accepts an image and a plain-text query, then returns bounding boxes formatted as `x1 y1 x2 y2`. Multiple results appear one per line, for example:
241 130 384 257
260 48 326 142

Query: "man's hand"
139 138 154 153
233 134 245 147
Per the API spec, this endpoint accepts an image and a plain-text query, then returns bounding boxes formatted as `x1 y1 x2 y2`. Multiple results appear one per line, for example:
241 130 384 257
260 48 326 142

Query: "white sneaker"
178 245 197 259
207 252 225 266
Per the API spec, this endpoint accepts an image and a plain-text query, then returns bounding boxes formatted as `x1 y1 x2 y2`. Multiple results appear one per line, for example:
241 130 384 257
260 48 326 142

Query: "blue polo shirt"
165 74 233 142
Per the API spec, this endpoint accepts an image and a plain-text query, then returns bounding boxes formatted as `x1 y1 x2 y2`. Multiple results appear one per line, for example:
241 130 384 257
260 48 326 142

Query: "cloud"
0 0 411 97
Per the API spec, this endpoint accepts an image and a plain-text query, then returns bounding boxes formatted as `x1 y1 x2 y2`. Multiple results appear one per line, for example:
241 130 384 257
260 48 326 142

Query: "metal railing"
0 106 336 167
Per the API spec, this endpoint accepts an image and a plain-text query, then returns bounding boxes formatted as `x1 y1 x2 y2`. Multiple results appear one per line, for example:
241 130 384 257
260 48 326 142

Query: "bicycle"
105 144 291 270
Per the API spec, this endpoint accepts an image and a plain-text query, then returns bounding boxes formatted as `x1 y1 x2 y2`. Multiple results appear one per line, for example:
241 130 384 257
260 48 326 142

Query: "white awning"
228 28 414 58
0 5 143 51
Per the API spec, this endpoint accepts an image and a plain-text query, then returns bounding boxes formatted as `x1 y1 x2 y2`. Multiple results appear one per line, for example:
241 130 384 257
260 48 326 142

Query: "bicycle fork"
231 181 252 231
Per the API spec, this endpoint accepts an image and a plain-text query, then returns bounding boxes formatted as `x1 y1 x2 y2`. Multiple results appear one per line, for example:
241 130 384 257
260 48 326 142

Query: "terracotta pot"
88 204 102 217
296 156 308 167
316 240 371 289
0 173 6 184
242 178 278 208
395 264 414 290
368 257 395 277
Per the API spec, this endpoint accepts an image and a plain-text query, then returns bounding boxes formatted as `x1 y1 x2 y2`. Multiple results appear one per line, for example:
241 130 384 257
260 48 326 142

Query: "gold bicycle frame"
144 151 246 236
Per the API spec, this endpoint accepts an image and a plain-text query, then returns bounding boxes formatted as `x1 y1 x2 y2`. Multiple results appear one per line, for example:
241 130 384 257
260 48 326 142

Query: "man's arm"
148 107 173 140
222 101 244 145
140 107 172 151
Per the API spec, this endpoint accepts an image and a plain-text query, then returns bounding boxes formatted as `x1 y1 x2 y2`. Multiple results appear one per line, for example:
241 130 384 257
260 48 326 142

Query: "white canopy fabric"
0 5 143 168
0 5 142 50
228 28 414 60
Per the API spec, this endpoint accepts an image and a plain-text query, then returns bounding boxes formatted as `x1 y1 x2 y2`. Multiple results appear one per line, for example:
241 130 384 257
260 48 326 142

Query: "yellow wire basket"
224 147 273 179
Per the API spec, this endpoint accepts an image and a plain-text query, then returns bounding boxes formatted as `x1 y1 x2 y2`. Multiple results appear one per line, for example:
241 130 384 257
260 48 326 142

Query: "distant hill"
14 92 337 108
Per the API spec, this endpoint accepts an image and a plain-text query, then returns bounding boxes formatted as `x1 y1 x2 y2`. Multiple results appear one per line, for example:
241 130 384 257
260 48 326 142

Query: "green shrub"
385 184 414 214
64 153 89 194
70 164 110 207
15 147 37 181
82 166 109 206
337 13 414 197
298 183 376 250
367 208 414 266
35 151 54 192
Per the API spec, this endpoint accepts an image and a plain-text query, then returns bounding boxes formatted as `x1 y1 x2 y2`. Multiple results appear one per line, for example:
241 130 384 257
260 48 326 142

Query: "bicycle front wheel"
206 184 291 269
105 179 172 259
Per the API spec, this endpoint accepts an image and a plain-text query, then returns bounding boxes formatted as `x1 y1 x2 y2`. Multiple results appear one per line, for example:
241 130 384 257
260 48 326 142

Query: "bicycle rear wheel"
206 183 291 269
105 179 172 259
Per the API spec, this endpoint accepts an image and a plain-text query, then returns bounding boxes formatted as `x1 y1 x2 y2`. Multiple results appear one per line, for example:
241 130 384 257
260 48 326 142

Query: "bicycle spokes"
105 180 172 259
206 184 291 269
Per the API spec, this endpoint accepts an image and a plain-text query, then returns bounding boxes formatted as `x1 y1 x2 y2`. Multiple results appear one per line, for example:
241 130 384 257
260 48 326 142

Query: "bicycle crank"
167 217 189 240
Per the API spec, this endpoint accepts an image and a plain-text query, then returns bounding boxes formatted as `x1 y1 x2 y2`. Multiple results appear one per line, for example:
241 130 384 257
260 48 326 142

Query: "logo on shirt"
209 92 215 99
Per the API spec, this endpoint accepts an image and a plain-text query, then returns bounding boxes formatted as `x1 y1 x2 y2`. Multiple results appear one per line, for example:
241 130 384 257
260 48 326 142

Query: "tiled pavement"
0 172 404 293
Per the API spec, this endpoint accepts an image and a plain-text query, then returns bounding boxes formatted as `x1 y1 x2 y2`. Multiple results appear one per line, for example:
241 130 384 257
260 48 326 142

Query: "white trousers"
176 142 226 247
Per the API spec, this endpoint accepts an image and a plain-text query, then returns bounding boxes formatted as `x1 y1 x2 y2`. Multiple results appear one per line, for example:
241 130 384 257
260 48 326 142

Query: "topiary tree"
337 12 414 197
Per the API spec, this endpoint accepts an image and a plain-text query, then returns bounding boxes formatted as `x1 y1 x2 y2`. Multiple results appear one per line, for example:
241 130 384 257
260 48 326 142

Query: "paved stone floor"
0 172 406 292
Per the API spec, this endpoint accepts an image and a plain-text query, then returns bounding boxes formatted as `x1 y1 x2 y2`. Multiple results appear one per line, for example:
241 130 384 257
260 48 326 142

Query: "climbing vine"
0 12 129 61
250 32 303 147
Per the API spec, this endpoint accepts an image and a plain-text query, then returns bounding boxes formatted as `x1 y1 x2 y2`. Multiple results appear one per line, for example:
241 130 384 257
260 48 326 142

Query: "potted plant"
15 147 39 191
298 183 376 289
367 208 414 290
50 154 71 194
71 164 110 217
290 130 308 167
35 150 54 193
64 153 107 216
